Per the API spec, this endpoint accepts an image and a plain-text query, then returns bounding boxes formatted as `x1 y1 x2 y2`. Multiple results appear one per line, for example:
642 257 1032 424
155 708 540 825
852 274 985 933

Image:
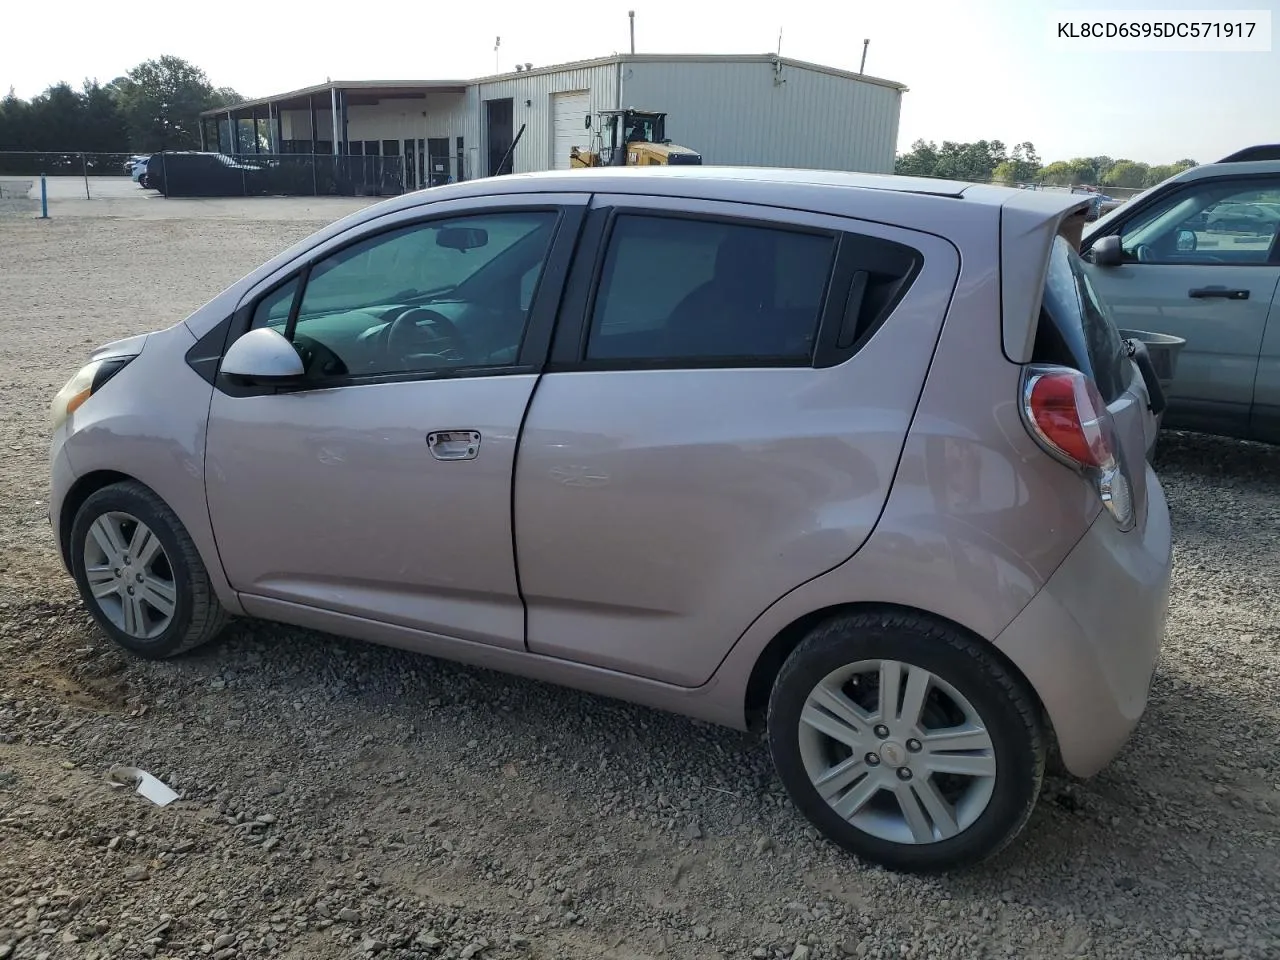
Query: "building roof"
200 79 469 116
200 53 906 117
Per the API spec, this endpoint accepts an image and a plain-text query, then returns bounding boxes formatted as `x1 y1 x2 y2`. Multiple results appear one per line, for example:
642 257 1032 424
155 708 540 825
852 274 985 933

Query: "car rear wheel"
70 481 229 659
767 610 1045 873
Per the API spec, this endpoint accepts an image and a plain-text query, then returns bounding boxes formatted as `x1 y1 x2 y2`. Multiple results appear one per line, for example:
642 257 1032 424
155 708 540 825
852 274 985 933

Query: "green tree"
1141 159 1196 187
78 80 129 151
115 55 234 151
991 160 1019 183
1036 158 1097 185
1037 161 1074 185
1090 156 1116 181
933 140 1007 181
0 80 127 153
895 139 940 176
1103 159 1150 188
896 139 1009 181
0 87 33 151
995 142 1040 183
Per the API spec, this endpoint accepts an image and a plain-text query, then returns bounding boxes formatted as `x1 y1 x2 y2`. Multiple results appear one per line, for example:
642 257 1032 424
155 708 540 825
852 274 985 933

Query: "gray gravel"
1 213 1278 960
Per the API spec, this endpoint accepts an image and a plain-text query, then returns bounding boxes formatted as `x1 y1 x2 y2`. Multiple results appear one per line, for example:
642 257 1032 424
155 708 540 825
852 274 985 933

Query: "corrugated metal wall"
256 57 901 175
619 59 901 173
469 63 618 174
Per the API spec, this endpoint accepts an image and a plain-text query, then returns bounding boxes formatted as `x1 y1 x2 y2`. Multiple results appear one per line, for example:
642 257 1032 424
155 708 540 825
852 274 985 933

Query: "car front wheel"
767 610 1045 873
69 481 229 659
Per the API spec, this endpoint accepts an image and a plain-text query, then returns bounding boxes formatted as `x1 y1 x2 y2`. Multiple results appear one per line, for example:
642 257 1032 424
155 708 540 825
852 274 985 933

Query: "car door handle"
1188 286 1250 300
426 431 481 461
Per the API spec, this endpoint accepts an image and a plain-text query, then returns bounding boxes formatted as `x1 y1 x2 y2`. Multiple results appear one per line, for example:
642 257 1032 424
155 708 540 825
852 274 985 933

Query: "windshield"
621 114 664 143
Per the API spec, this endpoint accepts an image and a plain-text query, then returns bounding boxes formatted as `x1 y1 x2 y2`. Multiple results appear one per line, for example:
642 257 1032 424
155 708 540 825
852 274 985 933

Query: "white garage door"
552 91 592 170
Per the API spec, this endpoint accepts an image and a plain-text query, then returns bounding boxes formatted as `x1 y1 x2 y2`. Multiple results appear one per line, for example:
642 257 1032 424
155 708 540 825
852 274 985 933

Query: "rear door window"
586 214 837 363
1037 235 1131 403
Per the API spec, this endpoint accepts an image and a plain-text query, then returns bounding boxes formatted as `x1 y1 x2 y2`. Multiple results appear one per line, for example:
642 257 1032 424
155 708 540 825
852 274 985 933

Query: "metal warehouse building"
199 53 905 190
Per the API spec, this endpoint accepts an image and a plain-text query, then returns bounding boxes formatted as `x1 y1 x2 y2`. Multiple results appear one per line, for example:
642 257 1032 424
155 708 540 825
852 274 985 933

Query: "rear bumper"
993 465 1172 777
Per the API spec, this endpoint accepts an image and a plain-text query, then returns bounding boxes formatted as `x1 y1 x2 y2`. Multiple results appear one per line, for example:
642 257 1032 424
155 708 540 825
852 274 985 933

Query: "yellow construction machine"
569 108 702 168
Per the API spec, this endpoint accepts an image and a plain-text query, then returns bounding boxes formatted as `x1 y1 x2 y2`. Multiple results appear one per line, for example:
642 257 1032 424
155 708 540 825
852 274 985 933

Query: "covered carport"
198 80 471 190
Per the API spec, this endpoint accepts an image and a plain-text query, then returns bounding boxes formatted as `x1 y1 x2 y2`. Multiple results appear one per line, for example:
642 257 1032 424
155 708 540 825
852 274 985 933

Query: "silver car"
49 167 1172 872
1081 146 1280 444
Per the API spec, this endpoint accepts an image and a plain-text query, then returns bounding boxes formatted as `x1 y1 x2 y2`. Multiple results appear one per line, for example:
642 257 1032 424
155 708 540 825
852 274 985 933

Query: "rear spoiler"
996 189 1093 363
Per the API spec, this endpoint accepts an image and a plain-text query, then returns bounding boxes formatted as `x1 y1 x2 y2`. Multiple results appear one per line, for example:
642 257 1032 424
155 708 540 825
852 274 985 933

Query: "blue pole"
39 174 48 219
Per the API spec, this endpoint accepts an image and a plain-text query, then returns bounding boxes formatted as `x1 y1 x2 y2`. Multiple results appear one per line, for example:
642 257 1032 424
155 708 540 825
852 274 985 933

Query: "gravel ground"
0 214 1278 960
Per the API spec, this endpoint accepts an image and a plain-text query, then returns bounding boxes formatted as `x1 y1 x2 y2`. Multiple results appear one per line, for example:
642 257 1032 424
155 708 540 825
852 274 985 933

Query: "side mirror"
1176 228 1197 252
584 115 592 129
436 226 488 251
221 327 305 382
1088 234 1125 267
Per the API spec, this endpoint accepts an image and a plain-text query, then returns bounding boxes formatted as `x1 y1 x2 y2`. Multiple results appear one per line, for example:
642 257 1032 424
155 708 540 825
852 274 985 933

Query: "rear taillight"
1022 364 1135 531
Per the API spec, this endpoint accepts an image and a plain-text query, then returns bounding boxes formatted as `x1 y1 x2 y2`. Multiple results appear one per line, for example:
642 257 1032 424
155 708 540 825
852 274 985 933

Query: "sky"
1 0 1274 164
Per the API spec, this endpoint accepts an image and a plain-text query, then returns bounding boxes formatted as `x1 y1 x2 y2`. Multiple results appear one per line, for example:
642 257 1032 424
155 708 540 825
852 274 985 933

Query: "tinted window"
251 211 557 380
1038 235 1130 403
587 214 836 363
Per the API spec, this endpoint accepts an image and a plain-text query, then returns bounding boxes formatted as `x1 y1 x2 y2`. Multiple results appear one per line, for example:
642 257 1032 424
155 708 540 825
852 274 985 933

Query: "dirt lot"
1 209 1278 960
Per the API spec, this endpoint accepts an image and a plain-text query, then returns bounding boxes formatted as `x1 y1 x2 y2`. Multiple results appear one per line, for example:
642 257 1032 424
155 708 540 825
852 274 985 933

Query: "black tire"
767 609 1045 873
69 481 229 659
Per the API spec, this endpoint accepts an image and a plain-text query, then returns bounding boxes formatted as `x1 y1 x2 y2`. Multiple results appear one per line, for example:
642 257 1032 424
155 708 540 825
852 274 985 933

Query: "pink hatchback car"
49 167 1172 872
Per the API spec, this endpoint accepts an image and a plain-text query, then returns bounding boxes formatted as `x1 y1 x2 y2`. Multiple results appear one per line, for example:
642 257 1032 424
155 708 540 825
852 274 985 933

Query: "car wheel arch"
741 601 1056 752
58 469 135 569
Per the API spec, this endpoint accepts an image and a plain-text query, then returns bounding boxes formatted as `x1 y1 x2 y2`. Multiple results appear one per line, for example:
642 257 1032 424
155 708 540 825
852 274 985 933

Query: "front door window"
1120 178 1280 264
251 210 559 379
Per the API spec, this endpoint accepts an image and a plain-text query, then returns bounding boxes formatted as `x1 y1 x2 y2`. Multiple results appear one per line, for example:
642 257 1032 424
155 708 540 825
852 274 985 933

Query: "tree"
895 139 940 177
895 139 1009 182
991 160 1019 183
1103 159 1150 188
1090 156 1116 181
896 136 1200 191
0 80 126 153
210 87 244 109
1037 160 1073 185
994 142 1041 183
78 80 129 151
1035 158 1098 186
0 88 32 151
114 55 225 151
1141 158 1196 187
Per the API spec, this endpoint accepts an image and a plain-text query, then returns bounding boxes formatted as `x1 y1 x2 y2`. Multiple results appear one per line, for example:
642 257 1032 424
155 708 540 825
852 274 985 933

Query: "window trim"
212 202 586 396
814 232 923 369
550 205 844 372
548 202 924 373
1084 173 1280 267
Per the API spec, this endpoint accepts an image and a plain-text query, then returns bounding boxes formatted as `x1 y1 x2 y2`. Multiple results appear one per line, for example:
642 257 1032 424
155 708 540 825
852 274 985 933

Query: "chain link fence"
0 150 475 201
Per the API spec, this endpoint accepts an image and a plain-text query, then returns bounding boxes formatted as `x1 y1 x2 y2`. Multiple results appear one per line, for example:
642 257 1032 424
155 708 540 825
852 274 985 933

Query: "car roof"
465 166 982 199
309 167 1091 273
364 165 1094 221
1173 158 1280 182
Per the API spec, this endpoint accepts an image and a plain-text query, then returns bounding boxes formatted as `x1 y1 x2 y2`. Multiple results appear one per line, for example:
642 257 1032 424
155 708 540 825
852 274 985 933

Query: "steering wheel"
383 307 469 365
1136 242 1225 264
292 334 348 378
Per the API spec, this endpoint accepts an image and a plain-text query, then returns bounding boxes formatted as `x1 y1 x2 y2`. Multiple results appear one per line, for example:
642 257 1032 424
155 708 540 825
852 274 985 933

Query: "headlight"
50 355 135 431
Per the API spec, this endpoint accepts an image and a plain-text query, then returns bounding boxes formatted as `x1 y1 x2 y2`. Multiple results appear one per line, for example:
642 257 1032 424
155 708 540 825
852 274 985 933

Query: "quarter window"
250 211 558 380
251 277 298 330
586 214 837 363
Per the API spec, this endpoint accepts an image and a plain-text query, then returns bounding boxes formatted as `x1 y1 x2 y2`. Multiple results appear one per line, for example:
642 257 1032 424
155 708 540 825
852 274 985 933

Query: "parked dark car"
1206 201 1280 235
142 152 271 197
